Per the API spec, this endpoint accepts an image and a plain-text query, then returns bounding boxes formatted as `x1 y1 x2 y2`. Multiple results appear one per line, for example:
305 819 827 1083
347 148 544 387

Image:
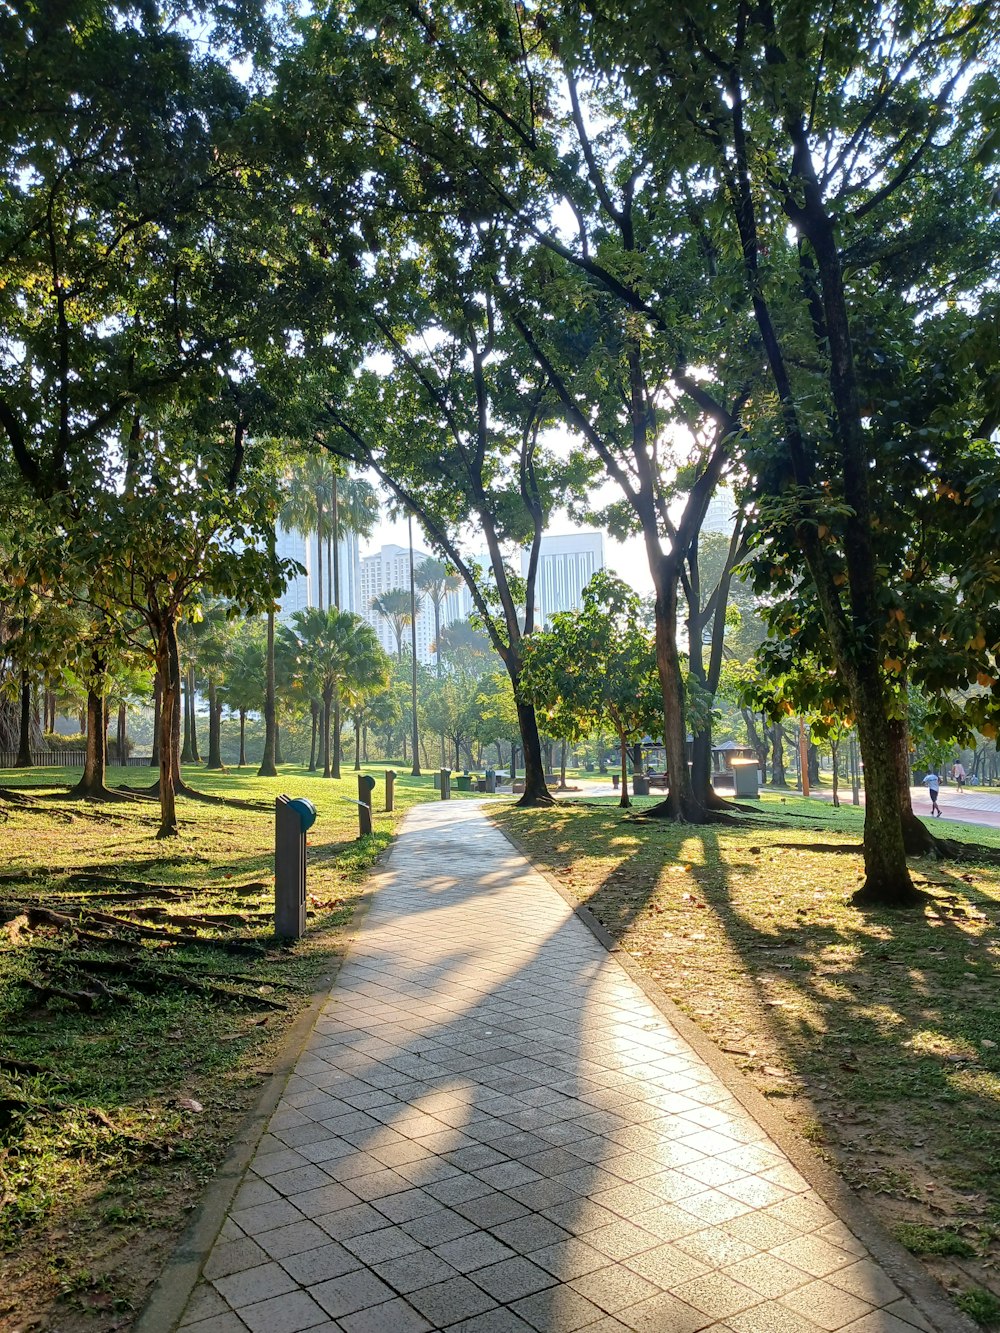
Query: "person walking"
923 770 942 817
953 761 966 792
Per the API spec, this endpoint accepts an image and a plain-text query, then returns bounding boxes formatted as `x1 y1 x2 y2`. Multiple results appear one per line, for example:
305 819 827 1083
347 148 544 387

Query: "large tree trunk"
15 670 32 768
354 718 362 771
205 680 223 769
770 725 787 787
850 664 919 904
156 624 179 837
274 720 285 765
258 609 277 776
618 736 630 809
646 564 710 821
116 700 127 766
238 711 247 767
515 699 555 807
151 672 161 767
68 690 110 798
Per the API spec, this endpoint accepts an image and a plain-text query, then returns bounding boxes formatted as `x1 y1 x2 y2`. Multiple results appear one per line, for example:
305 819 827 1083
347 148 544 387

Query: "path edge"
133 834 399 1333
493 815 977 1333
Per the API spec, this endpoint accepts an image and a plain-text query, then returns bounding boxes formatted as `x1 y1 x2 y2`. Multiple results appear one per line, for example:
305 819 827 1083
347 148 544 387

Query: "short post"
384 769 396 812
275 795 316 939
357 774 376 836
485 769 496 794
439 767 451 800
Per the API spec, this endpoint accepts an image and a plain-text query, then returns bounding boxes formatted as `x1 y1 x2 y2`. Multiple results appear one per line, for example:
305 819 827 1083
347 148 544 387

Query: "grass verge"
491 791 1000 1327
0 762 446 1332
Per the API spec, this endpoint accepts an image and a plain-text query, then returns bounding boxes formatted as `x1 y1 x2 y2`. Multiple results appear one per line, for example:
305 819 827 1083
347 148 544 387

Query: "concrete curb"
133 840 397 1333
493 817 977 1333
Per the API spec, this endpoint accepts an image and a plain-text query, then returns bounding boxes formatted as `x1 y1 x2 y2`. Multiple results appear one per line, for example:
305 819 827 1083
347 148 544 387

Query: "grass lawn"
0 762 450 1332
491 792 1000 1328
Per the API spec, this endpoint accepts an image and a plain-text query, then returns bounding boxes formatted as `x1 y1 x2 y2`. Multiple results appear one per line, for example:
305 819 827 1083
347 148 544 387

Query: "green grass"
0 761 447 1329
491 791 1000 1320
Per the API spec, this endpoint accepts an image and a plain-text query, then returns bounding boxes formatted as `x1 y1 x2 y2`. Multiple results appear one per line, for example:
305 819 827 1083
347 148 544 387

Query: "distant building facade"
702 485 737 536
359 543 463 664
523 532 605 627
274 523 362 624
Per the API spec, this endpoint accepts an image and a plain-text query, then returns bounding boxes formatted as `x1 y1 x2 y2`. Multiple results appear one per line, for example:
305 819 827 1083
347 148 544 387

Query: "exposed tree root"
62 955 286 1009
18 904 265 954
118 780 269 812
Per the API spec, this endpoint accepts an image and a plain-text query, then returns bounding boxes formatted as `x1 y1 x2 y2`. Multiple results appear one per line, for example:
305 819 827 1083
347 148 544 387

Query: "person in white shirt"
923 772 942 817
952 761 966 791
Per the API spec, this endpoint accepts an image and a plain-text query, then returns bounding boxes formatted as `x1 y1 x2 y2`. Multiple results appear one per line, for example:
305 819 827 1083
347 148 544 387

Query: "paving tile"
613 1289 714 1332
673 1270 764 1319
445 1310 536 1332
368 1248 460 1305
254 1219 331 1261
468 1255 556 1302
772 1235 858 1280
279 1240 363 1285
338 1297 432 1331
406 1274 499 1325
722 1252 811 1298
624 1240 709 1288
569 1264 663 1313
211 1261 299 1309
434 1232 517 1273
511 1283 608 1332
309 1267 397 1317
401 1209 477 1247
230 1199 304 1236
178 1313 251 1333
343 1225 423 1265
238 1289 329 1333
203 1237 269 1281
781 1277 873 1330
178 1283 231 1327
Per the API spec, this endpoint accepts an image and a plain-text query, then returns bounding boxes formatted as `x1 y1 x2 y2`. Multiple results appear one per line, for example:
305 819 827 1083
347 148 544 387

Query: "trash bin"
731 758 760 798
455 774 473 792
633 775 650 796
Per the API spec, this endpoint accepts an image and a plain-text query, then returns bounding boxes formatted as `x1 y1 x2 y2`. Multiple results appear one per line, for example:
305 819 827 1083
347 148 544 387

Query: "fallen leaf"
176 1097 203 1113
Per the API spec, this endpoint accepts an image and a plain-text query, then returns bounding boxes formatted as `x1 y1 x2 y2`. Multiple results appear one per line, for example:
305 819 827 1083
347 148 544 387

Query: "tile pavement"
174 800 948 1333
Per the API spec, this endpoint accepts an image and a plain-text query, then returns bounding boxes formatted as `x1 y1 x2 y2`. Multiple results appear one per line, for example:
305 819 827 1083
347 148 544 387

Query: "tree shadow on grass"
571 811 1000 1300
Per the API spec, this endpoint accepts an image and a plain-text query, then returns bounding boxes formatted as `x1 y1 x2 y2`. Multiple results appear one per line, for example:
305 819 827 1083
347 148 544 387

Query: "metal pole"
408 513 421 776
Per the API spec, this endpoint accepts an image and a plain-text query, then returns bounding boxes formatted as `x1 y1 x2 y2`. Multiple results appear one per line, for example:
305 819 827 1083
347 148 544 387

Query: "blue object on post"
287 797 317 831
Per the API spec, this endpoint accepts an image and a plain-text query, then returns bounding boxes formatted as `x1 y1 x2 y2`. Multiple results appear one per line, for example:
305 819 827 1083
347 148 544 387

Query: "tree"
416 558 463 679
284 608 383 779
370 589 417 661
522 573 663 808
222 625 266 767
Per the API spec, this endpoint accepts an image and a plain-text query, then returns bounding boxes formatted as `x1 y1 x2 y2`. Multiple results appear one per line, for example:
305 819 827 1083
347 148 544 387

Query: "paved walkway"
175 802 947 1333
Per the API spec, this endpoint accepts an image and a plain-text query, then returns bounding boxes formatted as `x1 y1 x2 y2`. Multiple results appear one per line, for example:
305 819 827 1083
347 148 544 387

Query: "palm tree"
285 607 384 779
330 473 379 609
341 640 392 770
371 587 418 660
415 557 463 679
221 629 265 767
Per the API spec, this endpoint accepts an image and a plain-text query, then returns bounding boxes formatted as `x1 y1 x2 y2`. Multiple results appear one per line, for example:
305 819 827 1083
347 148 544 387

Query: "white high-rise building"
524 532 605 627
360 544 450 664
274 524 362 623
702 485 737 536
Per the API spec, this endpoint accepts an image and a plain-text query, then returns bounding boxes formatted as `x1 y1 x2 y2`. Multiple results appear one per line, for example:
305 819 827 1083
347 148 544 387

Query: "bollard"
384 769 396 812
275 795 316 938
357 774 376 836
485 769 496 794
439 767 451 800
